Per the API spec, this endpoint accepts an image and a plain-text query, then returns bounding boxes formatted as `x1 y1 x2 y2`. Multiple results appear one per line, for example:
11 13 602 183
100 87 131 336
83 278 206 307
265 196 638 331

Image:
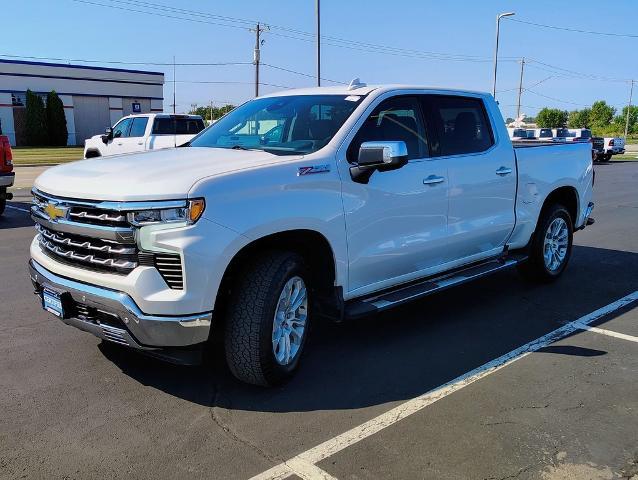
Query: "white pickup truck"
29 84 595 386
601 136 626 161
83 113 205 158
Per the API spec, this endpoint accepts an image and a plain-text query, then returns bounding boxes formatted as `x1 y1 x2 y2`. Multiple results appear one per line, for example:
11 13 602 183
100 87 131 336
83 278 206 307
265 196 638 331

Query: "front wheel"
518 204 573 282
224 251 311 386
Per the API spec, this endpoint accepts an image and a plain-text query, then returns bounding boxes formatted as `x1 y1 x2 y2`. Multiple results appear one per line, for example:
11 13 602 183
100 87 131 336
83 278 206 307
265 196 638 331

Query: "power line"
524 88 592 107
166 79 294 89
526 59 632 83
506 17 638 39
0 52 252 67
71 0 516 64
262 63 345 85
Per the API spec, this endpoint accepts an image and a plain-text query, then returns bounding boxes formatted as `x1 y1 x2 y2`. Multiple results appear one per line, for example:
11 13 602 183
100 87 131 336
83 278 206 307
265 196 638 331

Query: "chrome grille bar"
36 224 136 255
39 236 137 270
69 210 127 223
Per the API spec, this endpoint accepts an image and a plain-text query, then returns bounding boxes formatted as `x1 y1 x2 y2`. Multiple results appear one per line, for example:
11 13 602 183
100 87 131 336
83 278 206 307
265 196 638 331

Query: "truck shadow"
100 244 638 413
0 202 34 229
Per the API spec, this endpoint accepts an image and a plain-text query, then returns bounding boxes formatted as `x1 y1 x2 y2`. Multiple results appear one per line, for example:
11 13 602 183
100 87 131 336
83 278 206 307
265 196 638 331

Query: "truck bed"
508 141 593 249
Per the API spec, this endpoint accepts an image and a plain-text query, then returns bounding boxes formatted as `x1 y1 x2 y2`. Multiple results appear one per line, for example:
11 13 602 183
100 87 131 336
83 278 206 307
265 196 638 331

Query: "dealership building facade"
0 59 164 146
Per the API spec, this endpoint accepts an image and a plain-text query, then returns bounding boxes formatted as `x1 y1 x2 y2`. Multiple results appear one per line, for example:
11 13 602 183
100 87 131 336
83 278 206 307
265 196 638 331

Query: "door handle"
137 142 143 145
496 167 513 176
423 175 445 185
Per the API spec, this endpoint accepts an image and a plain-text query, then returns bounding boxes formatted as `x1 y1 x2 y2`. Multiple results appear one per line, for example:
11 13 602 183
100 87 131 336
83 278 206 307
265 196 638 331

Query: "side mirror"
101 127 113 144
350 141 409 183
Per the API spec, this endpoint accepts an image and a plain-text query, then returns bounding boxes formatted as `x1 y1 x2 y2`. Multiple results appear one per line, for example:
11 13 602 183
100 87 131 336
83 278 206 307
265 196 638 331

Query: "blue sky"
4 0 637 119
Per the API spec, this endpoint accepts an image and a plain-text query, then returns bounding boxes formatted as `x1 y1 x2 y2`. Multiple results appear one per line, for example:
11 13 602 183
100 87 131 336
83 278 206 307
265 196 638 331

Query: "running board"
344 255 526 319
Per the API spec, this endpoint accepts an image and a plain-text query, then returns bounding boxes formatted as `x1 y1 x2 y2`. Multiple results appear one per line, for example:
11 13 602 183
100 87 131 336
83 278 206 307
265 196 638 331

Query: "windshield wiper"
231 145 250 150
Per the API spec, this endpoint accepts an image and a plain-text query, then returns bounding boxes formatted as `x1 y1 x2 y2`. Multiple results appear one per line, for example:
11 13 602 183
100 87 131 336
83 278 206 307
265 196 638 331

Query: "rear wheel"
518 204 573 282
224 251 310 386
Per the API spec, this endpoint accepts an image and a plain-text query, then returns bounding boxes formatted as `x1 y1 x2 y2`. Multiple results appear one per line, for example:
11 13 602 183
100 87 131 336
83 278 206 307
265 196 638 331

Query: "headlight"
127 199 205 226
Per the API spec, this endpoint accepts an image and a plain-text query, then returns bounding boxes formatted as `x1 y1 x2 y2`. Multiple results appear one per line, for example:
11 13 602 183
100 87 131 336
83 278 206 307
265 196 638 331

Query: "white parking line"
576 324 638 343
250 290 638 480
6 204 30 213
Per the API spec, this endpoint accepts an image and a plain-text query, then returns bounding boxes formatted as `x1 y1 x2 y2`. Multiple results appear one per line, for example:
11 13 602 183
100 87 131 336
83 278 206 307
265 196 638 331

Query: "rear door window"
128 117 149 137
422 95 494 156
152 118 206 135
347 96 428 162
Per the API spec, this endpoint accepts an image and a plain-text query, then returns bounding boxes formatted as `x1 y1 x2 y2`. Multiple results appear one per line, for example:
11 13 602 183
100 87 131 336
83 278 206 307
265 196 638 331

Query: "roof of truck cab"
259 85 490 98
120 113 203 119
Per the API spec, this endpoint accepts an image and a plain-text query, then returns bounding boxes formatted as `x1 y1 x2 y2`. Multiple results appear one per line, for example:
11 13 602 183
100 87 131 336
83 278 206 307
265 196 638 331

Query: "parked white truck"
29 84 595 386
601 136 626 161
83 113 205 158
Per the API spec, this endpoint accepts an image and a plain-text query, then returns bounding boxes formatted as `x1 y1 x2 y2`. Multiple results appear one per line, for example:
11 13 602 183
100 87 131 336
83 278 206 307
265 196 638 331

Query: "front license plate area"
43 288 64 318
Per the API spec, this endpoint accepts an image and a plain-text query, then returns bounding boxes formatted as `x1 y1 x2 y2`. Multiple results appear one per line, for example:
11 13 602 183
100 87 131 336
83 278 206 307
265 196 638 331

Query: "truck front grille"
37 224 138 274
32 190 184 289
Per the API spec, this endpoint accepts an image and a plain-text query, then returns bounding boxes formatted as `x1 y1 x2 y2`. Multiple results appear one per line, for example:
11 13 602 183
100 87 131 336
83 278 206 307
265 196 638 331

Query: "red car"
0 135 14 215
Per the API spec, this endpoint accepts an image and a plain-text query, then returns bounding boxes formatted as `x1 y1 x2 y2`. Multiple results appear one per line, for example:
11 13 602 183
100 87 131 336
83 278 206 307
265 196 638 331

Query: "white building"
0 59 164 146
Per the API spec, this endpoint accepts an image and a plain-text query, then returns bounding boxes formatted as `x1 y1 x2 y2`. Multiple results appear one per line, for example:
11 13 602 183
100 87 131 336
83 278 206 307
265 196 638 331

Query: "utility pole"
172 55 176 114
516 57 525 120
316 0 321 86
624 79 634 139
253 23 266 97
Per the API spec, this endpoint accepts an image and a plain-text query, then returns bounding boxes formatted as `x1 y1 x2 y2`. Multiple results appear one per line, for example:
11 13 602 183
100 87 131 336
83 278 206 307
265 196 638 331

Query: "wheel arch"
540 185 579 227
213 229 340 320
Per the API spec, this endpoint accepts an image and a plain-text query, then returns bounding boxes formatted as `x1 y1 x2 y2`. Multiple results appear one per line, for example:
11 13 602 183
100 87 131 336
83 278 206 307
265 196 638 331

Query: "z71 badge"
297 164 330 176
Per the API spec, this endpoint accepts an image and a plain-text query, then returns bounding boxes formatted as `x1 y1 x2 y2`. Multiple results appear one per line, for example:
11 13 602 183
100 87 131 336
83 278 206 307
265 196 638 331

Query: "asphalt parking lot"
1 162 637 480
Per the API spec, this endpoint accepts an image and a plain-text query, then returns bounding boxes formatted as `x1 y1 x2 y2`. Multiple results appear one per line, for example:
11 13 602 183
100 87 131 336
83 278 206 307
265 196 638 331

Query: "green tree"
25 90 48 146
535 108 568 128
45 90 68 146
612 105 638 135
589 100 615 129
567 108 591 128
189 103 235 121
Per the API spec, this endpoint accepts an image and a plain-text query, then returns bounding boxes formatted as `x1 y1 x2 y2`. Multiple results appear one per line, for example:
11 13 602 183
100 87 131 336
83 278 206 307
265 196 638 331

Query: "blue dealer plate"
43 288 64 318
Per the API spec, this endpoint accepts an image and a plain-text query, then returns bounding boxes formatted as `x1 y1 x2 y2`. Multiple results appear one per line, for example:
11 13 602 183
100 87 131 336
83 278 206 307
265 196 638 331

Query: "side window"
112 118 132 138
129 117 149 137
152 118 173 135
424 96 494 156
347 96 428 162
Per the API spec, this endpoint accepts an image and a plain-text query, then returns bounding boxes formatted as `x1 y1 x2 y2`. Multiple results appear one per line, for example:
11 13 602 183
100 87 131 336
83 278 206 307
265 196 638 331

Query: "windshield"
190 95 363 155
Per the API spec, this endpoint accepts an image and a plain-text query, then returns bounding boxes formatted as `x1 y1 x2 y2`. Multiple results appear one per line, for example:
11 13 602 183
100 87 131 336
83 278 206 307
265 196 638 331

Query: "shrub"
25 90 48 146
46 90 68 146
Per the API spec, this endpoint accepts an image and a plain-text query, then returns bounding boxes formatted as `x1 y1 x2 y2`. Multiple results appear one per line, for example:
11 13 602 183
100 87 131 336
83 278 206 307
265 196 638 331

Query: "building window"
11 93 25 107
11 92 48 107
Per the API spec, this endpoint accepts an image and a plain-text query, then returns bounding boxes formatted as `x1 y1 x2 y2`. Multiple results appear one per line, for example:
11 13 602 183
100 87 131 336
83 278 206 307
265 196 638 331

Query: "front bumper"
0 172 15 187
29 259 212 361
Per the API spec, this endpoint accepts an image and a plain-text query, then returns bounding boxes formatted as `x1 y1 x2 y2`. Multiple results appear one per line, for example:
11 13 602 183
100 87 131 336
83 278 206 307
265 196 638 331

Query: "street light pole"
624 79 634 139
492 12 515 100
316 0 321 87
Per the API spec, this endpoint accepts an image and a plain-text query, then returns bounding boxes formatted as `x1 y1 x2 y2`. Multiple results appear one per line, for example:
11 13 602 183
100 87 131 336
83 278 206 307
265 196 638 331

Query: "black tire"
0 188 6 216
518 204 573 283
603 154 612 162
224 250 311 386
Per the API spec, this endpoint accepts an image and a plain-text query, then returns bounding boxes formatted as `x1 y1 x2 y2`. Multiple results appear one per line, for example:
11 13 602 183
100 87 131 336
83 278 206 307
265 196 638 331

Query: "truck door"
422 94 516 262
121 117 149 153
340 95 449 296
106 118 133 156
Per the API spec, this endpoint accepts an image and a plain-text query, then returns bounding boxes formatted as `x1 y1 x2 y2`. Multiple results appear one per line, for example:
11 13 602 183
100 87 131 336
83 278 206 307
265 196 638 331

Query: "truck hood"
34 147 297 201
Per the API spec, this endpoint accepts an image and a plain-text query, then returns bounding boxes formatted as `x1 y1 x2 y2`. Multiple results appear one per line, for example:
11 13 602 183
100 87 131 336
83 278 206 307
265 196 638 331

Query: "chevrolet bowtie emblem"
44 203 67 221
